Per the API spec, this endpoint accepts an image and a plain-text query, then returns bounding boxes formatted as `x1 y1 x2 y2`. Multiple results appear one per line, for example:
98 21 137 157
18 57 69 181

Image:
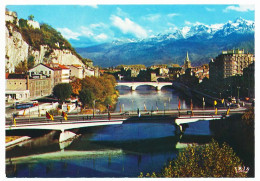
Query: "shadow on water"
6 120 215 177
6 113 253 178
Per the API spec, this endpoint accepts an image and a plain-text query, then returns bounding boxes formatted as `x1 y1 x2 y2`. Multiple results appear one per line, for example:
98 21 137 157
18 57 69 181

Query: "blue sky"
6 4 255 47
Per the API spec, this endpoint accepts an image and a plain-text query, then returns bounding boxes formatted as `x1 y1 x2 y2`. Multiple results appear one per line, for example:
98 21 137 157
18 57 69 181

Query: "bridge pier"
174 124 184 134
59 129 77 143
131 86 136 91
156 86 162 91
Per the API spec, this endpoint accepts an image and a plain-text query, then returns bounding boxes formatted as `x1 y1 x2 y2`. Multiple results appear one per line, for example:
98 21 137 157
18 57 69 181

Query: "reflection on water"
6 120 214 177
115 87 192 112
6 87 214 177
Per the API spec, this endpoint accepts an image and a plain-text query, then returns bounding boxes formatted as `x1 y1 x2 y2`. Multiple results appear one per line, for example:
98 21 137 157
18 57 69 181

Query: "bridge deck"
6 119 124 131
6 107 246 131
175 115 224 125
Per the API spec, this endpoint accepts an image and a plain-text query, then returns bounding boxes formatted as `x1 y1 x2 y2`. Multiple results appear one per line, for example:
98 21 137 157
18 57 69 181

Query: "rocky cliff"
5 11 85 73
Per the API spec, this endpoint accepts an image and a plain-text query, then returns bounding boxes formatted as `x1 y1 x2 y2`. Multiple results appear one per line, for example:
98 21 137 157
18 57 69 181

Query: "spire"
184 51 191 69
185 51 190 62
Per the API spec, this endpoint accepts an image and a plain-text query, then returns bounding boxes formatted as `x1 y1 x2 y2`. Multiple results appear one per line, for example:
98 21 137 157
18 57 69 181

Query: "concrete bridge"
6 107 247 143
6 118 124 143
116 82 172 91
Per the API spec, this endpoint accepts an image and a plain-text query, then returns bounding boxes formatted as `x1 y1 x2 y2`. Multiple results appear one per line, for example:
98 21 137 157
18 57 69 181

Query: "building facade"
29 63 70 87
243 62 255 98
209 49 255 82
29 63 55 87
6 74 52 101
68 64 85 79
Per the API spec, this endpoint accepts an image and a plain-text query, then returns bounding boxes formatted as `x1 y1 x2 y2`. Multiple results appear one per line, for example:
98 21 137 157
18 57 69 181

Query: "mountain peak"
153 18 254 41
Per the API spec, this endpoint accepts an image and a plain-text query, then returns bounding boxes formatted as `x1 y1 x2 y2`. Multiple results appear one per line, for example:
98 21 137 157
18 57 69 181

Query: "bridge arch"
116 82 172 91
115 85 133 90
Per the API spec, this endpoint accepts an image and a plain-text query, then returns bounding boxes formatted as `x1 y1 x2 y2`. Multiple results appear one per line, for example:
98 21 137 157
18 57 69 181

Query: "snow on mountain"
76 18 254 67
145 18 254 42
109 18 254 44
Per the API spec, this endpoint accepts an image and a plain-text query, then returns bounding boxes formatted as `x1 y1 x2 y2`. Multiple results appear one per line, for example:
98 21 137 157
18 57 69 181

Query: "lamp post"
93 100 95 118
237 86 240 103
164 102 166 116
131 99 134 114
202 97 205 110
168 97 171 111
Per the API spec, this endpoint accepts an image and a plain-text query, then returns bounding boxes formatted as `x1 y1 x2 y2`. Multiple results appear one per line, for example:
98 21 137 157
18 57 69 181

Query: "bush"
140 140 247 178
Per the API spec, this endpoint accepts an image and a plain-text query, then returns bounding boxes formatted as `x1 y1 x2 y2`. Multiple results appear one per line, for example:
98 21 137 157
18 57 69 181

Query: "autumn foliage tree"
139 140 247 178
242 106 254 128
70 74 118 111
70 78 82 95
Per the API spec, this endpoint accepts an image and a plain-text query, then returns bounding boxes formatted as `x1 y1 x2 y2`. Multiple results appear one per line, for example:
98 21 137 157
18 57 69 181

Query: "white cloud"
224 5 255 12
90 23 106 29
143 14 161 22
80 26 94 37
205 7 215 12
57 28 80 40
87 4 98 9
95 33 108 41
116 7 129 18
80 26 110 42
167 13 179 18
185 21 204 26
110 15 148 39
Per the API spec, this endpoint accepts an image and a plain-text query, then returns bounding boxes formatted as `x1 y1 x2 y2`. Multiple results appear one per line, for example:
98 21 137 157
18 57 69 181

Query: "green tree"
15 61 27 73
140 140 247 178
27 55 35 69
52 83 72 103
19 19 28 28
28 14 34 21
78 88 95 109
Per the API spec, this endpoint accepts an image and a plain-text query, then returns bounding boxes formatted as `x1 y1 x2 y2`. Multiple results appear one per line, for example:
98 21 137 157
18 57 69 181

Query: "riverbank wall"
172 81 221 106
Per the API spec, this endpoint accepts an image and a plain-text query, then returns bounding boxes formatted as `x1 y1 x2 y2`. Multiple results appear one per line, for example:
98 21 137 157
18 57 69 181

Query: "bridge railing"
6 107 245 126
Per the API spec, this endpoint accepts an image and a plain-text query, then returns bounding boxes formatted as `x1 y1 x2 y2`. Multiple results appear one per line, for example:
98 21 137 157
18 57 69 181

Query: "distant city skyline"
6 4 254 47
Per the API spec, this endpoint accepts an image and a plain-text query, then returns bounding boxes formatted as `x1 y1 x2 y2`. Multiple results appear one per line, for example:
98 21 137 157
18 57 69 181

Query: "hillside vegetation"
6 18 83 60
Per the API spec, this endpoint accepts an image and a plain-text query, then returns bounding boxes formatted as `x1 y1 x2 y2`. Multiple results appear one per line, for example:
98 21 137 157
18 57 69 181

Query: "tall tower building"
209 49 255 82
184 51 191 69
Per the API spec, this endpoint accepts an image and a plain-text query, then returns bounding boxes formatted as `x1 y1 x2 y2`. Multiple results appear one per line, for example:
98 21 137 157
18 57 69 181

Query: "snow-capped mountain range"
76 18 255 67
109 17 254 44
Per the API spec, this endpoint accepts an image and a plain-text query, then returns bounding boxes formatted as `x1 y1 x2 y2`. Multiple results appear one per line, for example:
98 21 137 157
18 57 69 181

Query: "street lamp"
168 97 171 111
237 86 240 102
164 102 166 115
202 97 205 110
131 99 134 113
93 100 95 118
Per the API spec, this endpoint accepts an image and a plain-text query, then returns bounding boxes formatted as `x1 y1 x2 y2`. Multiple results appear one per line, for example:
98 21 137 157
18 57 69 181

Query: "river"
5 86 249 177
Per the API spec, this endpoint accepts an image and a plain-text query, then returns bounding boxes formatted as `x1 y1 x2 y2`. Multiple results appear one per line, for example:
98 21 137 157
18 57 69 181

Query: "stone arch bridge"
116 82 173 91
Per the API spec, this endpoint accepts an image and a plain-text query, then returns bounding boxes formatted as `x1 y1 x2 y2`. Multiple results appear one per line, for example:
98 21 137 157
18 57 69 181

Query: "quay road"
6 107 247 128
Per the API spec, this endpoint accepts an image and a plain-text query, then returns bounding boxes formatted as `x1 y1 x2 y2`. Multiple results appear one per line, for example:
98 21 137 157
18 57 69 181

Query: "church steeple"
185 51 190 62
184 51 191 69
